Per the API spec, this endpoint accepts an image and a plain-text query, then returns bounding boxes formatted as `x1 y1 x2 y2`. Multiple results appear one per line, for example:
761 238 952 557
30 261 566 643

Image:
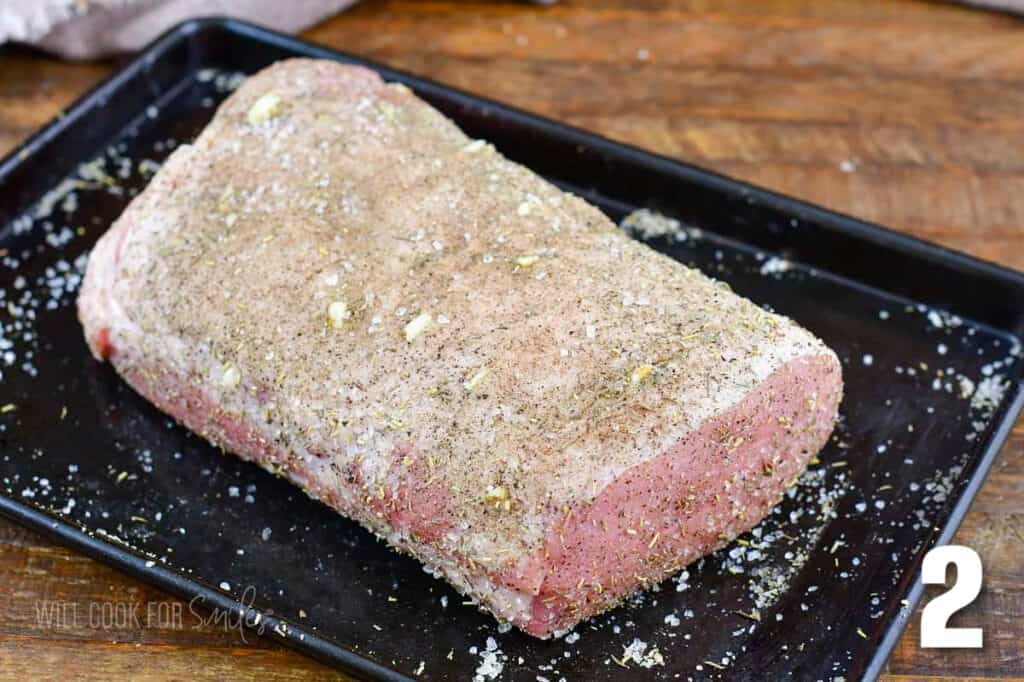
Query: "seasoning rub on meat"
78 59 843 638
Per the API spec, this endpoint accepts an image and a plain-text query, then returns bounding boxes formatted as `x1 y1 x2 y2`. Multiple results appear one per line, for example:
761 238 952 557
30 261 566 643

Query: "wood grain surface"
0 0 1022 679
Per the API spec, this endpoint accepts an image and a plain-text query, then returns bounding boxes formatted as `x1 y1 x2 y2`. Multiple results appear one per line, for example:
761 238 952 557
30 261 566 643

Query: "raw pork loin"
78 59 843 638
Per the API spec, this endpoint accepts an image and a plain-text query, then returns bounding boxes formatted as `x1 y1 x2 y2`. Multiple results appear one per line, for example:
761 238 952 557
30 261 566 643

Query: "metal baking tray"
1 18 1021 681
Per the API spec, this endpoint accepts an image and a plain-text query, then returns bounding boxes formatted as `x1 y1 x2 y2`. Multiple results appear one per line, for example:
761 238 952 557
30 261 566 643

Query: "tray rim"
1 16 1022 681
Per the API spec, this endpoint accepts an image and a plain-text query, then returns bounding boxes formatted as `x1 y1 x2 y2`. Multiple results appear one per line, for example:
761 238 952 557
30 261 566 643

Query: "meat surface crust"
78 59 843 638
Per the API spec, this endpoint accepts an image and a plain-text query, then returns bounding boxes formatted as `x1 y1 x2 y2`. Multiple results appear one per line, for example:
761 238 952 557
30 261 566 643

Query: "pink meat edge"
511 351 843 638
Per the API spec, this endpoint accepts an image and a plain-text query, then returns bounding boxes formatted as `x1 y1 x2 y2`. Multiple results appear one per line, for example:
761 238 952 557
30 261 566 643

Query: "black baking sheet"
1 18 1022 682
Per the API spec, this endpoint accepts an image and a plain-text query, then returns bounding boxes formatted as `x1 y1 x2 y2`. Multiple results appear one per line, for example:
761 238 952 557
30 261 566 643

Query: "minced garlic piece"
247 93 282 125
484 484 511 510
464 367 490 392
462 139 487 154
515 255 540 268
404 312 432 342
221 365 241 390
630 363 655 384
216 185 234 211
327 300 349 328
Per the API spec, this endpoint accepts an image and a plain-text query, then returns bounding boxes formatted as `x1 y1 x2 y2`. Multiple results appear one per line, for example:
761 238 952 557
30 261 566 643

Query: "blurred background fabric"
0 0 358 59
0 0 1020 60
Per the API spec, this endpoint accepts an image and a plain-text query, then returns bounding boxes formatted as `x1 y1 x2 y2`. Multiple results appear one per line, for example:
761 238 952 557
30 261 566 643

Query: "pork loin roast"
78 59 843 638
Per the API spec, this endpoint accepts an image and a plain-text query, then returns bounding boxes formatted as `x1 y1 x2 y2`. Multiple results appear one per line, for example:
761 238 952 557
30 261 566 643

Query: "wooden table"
1 1 1021 679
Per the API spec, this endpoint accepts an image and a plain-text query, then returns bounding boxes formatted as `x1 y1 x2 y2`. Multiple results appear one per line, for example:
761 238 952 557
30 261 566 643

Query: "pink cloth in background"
0 0 357 60
0 0 1020 61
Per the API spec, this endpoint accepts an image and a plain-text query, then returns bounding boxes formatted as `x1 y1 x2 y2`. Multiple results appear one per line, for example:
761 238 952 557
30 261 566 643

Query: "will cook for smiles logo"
31 585 267 643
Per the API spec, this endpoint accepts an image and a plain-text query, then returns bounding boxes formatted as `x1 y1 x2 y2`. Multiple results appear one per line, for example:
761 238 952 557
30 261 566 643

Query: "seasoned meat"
78 59 843 638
